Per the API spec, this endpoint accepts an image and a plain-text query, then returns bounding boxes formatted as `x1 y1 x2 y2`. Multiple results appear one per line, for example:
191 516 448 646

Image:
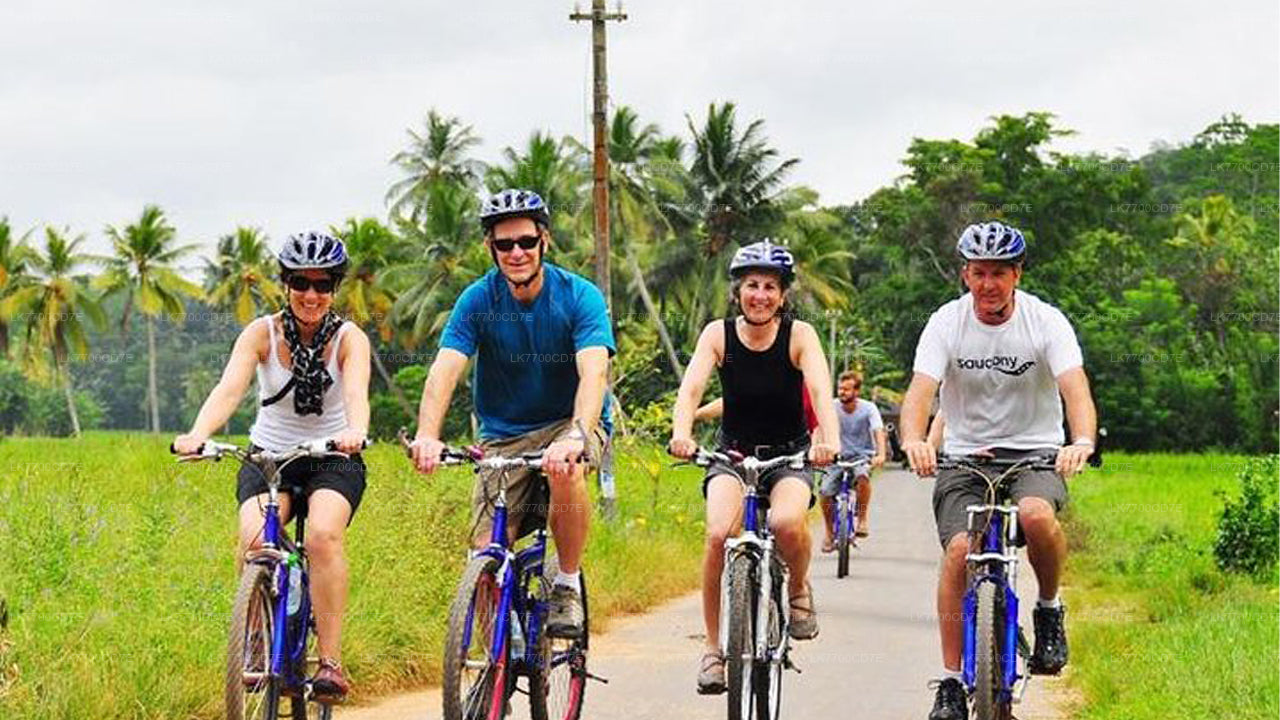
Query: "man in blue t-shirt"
818 370 887 550
410 189 615 640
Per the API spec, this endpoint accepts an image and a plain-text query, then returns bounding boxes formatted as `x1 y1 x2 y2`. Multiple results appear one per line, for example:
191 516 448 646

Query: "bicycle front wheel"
226 563 283 720
725 552 760 720
529 554 589 720
443 555 506 720
753 556 785 720
836 496 852 579
973 581 1012 720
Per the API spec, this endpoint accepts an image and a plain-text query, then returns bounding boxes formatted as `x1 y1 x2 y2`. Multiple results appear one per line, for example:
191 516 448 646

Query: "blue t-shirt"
440 264 616 439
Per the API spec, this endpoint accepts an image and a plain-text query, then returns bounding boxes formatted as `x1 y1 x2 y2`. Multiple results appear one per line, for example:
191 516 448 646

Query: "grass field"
0 432 707 719
1063 453 1279 720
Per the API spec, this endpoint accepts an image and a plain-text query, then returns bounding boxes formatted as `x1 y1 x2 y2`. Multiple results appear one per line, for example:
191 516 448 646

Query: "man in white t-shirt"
900 221 1096 720
818 370 887 550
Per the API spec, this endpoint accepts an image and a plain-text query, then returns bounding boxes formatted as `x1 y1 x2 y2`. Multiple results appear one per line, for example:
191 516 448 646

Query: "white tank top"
249 316 352 452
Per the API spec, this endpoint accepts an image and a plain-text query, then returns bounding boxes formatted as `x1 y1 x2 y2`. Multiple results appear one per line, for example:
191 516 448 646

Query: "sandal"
788 583 819 640
821 537 836 553
697 650 727 695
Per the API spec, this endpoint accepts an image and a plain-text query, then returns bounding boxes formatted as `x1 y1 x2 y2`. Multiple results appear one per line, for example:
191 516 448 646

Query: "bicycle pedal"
585 671 610 684
783 657 802 674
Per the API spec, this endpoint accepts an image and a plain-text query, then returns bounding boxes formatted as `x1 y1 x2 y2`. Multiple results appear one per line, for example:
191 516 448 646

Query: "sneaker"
928 677 968 720
545 584 585 640
311 657 350 704
1029 604 1068 675
696 650 726 695
788 583 819 640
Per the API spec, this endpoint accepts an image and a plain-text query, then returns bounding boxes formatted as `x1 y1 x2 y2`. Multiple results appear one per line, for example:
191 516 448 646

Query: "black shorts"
702 460 816 508
932 449 1066 549
236 449 367 521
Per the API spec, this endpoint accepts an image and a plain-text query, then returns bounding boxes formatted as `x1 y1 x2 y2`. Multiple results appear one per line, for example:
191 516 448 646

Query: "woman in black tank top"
667 240 841 693
719 315 808 451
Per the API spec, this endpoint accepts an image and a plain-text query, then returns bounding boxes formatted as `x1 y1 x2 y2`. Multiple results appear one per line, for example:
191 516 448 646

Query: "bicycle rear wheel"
529 554 589 720
836 495 852 579
973 580 1012 720
226 563 283 720
443 555 506 720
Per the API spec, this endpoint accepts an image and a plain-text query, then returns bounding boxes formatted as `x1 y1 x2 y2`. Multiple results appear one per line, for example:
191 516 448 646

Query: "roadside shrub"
1214 455 1279 579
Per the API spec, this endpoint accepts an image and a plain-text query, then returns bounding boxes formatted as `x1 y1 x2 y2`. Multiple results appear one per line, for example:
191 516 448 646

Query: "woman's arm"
172 320 265 452
336 325 372 452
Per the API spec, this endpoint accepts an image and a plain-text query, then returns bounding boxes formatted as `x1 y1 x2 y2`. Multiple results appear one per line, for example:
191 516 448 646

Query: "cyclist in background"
899 221 1096 720
818 370 887 551
173 231 371 702
669 239 840 695
408 189 614 641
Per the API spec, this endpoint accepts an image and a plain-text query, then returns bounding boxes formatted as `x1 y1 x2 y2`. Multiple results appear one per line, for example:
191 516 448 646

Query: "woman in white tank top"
172 231 370 702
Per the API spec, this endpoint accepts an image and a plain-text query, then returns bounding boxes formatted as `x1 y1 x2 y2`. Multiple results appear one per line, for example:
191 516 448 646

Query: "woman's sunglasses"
491 235 542 253
285 275 338 294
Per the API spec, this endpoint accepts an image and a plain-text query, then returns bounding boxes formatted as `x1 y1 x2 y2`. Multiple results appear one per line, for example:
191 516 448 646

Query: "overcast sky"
3 0 1277 265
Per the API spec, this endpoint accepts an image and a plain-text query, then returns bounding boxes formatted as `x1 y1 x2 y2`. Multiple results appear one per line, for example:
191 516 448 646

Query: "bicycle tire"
443 555 506 720
725 552 758 720
529 554 589 720
753 556 784 720
836 495 851 579
973 581 1012 720
226 563 282 720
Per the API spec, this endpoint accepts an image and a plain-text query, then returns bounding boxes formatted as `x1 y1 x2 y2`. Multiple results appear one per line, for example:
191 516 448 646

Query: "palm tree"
387 110 485 225
332 217 414 415
0 217 36 357
96 205 203 432
205 227 285 325
686 102 799 257
3 228 106 436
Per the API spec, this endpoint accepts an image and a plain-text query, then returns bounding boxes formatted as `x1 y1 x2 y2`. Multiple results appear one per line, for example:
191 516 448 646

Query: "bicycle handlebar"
396 428 583 470
682 446 808 472
936 453 1058 472
170 438 369 464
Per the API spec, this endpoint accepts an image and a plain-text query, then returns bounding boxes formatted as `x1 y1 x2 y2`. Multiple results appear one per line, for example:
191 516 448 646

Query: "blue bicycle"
690 447 808 720
830 455 871 579
175 438 362 720
414 442 596 720
936 453 1057 720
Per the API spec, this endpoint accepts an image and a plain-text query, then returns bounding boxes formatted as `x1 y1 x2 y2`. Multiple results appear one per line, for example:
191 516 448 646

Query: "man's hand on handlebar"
1055 443 1092 478
409 435 447 475
171 433 207 457
903 439 937 478
871 452 886 470
543 436 586 485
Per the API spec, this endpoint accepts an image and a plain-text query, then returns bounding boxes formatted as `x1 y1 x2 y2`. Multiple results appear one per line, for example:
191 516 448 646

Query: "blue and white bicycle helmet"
956 221 1026 263
729 239 795 285
277 231 348 273
479 188 551 231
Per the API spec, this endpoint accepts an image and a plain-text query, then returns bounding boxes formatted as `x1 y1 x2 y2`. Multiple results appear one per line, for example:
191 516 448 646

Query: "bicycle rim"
753 563 784 719
226 563 281 720
530 554 589 720
443 555 505 720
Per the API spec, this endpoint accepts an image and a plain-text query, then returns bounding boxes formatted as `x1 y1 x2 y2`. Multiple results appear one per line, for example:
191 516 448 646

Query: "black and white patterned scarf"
264 307 343 416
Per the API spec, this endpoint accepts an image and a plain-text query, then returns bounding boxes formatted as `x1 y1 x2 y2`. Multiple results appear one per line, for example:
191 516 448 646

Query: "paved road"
339 468 1066 720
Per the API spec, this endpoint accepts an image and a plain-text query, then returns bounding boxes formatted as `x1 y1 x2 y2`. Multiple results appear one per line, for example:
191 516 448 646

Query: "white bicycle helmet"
277 231 348 272
729 239 795 284
479 188 551 231
956 222 1026 263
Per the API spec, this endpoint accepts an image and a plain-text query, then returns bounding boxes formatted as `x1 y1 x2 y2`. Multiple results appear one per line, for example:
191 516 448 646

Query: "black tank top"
718 316 807 448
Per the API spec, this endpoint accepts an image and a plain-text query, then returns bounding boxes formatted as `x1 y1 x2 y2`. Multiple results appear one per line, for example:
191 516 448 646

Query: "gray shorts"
818 458 871 497
702 460 815 508
932 451 1067 549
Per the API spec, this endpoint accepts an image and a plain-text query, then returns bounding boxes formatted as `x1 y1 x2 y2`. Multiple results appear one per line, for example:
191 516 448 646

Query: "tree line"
0 107 1275 452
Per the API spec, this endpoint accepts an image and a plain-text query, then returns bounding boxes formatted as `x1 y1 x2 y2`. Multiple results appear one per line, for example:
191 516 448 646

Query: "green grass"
0 433 706 718
1063 452 1279 719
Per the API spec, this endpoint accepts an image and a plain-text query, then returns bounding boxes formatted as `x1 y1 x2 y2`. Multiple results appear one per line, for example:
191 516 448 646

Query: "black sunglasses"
491 234 542 253
285 275 338 294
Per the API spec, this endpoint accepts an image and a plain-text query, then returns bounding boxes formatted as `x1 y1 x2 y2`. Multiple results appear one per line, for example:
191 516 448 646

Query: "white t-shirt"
913 289 1083 455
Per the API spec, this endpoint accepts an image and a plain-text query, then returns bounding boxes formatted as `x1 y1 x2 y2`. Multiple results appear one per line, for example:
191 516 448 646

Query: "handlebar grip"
169 442 204 455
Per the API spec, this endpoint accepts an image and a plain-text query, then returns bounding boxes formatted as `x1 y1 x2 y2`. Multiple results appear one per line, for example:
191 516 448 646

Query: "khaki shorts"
471 418 607 545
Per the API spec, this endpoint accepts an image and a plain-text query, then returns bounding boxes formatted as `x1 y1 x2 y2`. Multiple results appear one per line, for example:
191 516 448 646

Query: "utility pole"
570 0 626 308
571 1 626 521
